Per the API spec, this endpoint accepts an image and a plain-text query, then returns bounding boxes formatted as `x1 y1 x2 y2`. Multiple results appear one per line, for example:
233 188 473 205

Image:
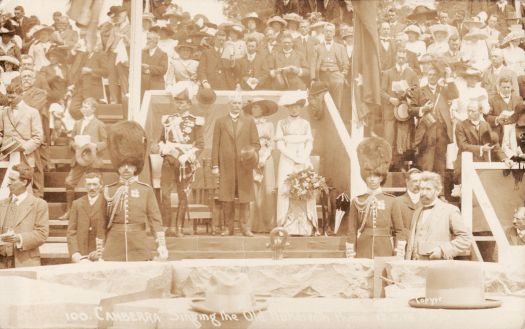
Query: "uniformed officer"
346 137 406 259
158 87 204 237
97 121 168 262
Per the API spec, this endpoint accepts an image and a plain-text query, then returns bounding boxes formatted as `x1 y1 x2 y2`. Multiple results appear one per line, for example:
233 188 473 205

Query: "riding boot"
59 190 75 220
175 199 187 237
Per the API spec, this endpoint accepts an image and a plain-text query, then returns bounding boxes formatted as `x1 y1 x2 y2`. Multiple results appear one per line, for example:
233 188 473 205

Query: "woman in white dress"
243 98 278 233
275 92 318 236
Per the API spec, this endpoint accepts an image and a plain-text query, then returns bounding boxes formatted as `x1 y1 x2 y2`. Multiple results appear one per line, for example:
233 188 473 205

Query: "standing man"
486 76 522 143
211 92 260 237
158 88 204 237
105 6 130 104
13 6 31 41
99 121 167 262
405 171 472 260
67 172 106 263
141 30 168 98
198 30 234 90
393 168 422 240
60 98 107 220
0 163 49 268
311 23 349 111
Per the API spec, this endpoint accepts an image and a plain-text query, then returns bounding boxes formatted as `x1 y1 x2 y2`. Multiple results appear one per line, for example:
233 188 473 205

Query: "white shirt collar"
88 194 99 206
406 190 420 204
246 52 256 61
83 115 94 122
229 112 240 120
12 191 28 206
148 46 157 56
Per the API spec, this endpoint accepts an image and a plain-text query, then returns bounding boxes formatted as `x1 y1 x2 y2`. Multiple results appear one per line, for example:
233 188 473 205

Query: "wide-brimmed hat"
0 55 19 67
461 67 483 78
278 90 307 107
310 20 327 30
191 273 267 314
409 262 502 310
75 143 97 167
429 24 449 36
241 12 263 30
463 27 488 41
0 139 22 161
267 15 287 28
27 25 53 39
403 25 422 36
243 98 278 116
196 87 216 105
162 5 183 19
46 46 68 63
463 17 484 29
283 13 302 24
0 27 15 36
239 145 259 170
309 81 328 96
175 37 199 52
107 5 126 18
407 5 437 21
501 29 525 47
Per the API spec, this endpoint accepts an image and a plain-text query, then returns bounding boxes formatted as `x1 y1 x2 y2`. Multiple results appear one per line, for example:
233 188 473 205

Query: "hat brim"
241 17 263 29
33 27 54 37
394 103 410 121
267 19 287 27
464 33 488 41
191 298 268 314
408 297 502 310
243 99 278 116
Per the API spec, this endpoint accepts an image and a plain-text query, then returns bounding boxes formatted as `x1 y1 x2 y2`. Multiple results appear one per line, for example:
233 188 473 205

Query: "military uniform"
100 178 163 261
347 190 404 258
158 111 204 234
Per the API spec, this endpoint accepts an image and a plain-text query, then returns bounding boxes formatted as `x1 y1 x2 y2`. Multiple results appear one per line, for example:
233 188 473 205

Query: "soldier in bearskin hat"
96 121 168 262
158 85 204 237
346 137 406 259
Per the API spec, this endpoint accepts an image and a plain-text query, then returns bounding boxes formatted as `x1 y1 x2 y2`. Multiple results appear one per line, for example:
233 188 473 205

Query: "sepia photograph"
0 0 523 328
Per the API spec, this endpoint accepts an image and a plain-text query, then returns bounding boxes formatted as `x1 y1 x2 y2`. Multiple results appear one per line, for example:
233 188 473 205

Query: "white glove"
395 240 407 258
155 232 168 261
345 242 356 258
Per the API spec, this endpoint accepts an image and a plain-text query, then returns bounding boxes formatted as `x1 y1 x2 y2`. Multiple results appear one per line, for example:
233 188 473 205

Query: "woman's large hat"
0 27 15 36
406 5 437 21
267 15 287 28
500 29 525 47
409 262 502 309
108 121 147 174
243 98 278 116
278 90 307 107
27 24 53 39
463 27 488 41
0 55 20 67
429 24 449 36
241 12 263 30
191 273 267 314
357 137 392 182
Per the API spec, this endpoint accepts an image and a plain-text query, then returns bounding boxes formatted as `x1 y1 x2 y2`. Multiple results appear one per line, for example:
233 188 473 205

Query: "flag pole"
350 83 366 199
128 0 143 121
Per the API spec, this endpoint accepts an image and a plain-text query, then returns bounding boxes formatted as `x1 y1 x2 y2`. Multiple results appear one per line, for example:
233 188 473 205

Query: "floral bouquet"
285 169 328 201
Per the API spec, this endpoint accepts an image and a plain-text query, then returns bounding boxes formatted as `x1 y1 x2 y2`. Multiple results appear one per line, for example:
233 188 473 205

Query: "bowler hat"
239 145 259 170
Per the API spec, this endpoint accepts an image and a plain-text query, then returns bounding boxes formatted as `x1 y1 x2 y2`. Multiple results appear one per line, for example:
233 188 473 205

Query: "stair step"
49 145 111 161
48 202 66 219
45 172 119 187
47 236 67 243
40 243 70 259
49 219 69 226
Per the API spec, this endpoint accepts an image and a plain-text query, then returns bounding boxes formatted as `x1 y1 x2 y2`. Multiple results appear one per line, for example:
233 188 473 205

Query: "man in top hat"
67 171 106 263
211 90 260 237
141 30 168 98
105 6 130 104
346 137 405 259
311 23 349 111
99 121 167 262
198 29 235 90
0 163 48 268
237 36 270 90
158 86 204 237
405 171 472 260
0 26 21 61
60 97 107 220
269 32 309 90
507 207 525 245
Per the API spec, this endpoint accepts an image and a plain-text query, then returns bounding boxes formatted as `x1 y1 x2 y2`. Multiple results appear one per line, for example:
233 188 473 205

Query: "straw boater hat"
501 29 525 47
463 27 488 41
241 12 263 30
243 98 278 116
27 25 53 39
357 137 392 183
407 5 437 21
267 15 287 28
278 90 307 107
283 13 302 25
403 25 422 36
0 55 20 67
409 262 502 309
310 20 327 30
191 273 267 314
461 67 483 79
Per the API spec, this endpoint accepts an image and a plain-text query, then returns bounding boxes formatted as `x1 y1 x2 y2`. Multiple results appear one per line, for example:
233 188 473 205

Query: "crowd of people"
0 0 524 268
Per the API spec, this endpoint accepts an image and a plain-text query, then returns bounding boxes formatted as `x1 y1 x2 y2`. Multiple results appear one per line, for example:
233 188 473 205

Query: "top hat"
241 12 263 30
278 90 307 107
267 15 287 28
196 87 216 105
409 262 502 309
309 81 328 96
243 98 278 117
75 143 97 167
407 5 437 21
191 273 267 314
239 145 259 170
107 6 126 18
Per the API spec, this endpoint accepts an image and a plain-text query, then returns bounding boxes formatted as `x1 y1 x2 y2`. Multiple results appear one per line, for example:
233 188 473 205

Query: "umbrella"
334 193 350 234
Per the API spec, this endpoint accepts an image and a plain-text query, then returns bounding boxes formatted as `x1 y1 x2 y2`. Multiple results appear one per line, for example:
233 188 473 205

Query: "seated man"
67 171 106 263
60 98 107 219
507 207 525 246
0 163 49 268
405 171 472 260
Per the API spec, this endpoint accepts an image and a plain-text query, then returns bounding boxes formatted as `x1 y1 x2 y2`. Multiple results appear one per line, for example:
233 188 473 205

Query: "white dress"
275 116 318 236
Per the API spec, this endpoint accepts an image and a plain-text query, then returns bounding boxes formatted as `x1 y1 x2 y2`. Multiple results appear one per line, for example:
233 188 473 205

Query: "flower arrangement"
285 169 328 200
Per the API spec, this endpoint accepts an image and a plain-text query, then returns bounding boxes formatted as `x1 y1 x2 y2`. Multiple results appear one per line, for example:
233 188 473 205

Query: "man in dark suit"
269 32 309 90
13 6 32 41
60 98 107 220
506 207 525 246
393 168 422 240
211 93 261 237
67 172 106 263
294 20 318 86
486 76 522 143
198 30 235 90
105 6 130 104
0 163 49 268
488 0 516 33
378 22 396 71
141 30 168 98
237 37 271 90
311 23 349 111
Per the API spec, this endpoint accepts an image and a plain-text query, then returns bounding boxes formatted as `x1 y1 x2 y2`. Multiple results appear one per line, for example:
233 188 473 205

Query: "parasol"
334 192 350 234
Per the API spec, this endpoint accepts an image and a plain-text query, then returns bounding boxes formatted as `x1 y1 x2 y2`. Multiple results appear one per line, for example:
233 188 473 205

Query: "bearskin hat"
357 137 392 183
108 121 147 174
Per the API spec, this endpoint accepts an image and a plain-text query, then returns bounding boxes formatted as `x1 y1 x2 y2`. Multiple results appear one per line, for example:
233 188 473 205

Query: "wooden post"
128 0 143 121
461 151 473 232
350 86 366 199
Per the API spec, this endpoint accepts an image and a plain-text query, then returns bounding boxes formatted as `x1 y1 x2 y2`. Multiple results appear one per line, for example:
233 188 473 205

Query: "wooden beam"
461 152 473 231
128 0 143 121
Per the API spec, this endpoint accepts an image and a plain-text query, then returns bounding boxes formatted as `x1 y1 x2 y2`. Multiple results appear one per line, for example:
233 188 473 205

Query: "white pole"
128 0 143 121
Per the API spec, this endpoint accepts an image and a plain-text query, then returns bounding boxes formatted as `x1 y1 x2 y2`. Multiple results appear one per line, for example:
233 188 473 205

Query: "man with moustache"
393 168 422 239
67 172 106 263
506 207 525 245
405 171 472 260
